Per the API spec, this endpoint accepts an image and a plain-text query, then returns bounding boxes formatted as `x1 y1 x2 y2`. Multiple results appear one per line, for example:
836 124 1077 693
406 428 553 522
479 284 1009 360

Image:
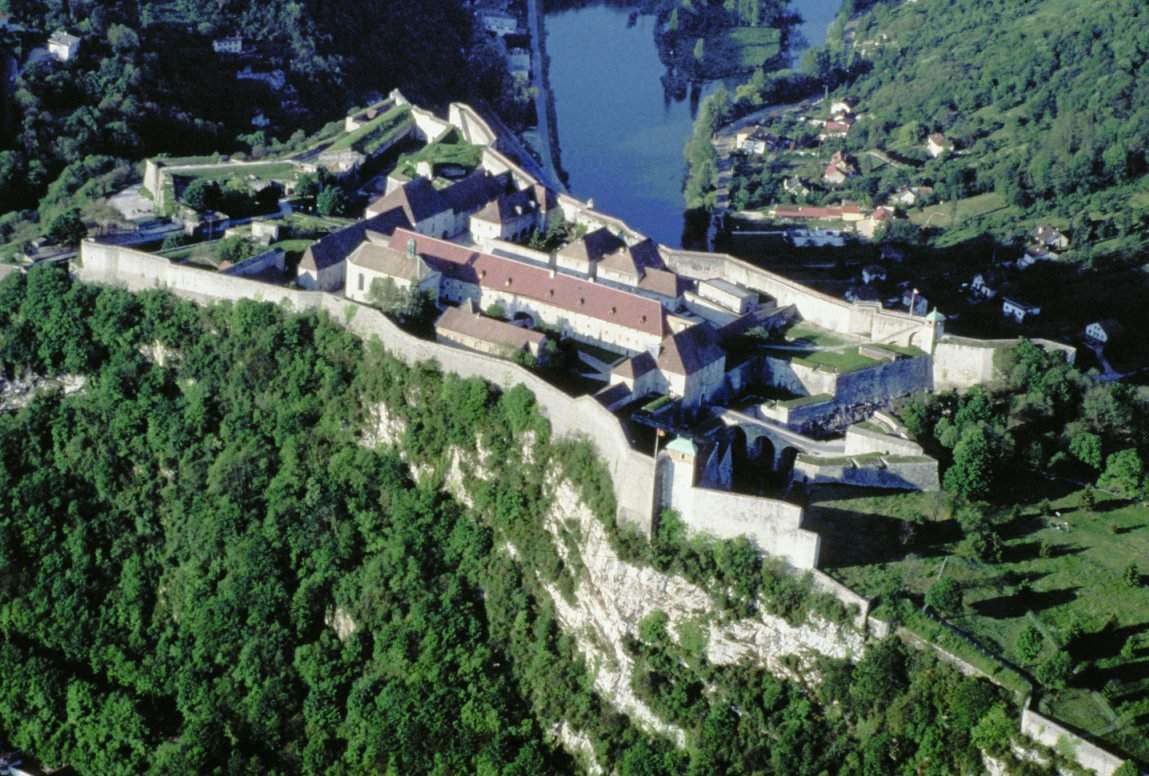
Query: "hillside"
808 0 1149 261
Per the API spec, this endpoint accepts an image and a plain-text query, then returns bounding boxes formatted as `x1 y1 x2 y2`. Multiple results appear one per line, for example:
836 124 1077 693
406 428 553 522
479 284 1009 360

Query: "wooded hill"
807 0 1149 262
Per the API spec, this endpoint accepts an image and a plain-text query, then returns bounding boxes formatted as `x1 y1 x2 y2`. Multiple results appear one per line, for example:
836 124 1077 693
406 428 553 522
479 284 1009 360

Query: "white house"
830 97 857 117
48 30 81 62
1002 297 1041 323
970 272 999 299
469 188 541 244
479 9 517 35
927 133 953 158
1085 320 1123 345
345 236 441 304
697 278 757 315
656 324 726 413
212 36 243 54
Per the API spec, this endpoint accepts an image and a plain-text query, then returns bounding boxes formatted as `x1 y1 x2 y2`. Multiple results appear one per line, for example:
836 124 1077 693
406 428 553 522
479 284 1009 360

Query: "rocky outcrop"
540 480 864 744
0 374 87 412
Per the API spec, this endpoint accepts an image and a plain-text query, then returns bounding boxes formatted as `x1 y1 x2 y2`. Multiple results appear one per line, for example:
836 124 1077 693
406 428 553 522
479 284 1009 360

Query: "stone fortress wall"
79 243 829 572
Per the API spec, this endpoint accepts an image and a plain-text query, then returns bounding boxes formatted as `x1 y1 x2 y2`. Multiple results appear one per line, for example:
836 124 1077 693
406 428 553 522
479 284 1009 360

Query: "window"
358 273 364 292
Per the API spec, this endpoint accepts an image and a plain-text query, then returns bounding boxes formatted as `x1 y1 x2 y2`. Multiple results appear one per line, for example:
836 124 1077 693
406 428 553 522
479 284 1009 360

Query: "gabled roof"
347 242 430 280
441 170 511 214
598 238 665 279
367 177 447 224
300 209 411 272
435 305 545 350
612 351 657 379
657 323 724 376
638 268 682 299
472 187 538 225
392 228 665 337
558 227 626 266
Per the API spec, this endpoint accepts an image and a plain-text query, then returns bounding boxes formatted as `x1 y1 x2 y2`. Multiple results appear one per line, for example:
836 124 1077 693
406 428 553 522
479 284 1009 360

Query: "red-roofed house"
391 229 666 355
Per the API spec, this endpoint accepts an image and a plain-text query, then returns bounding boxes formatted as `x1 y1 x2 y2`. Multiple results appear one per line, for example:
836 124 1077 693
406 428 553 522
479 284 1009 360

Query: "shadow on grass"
1071 623 1149 664
804 505 961 568
972 586 1080 619
1003 539 1085 564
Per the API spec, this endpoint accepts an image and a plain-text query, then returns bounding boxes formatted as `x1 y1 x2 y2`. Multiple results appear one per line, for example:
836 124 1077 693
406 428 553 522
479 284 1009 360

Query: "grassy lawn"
327 104 412 155
784 322 848 348
779 392 832 409
793 348 882 373
908 192 1013 229
395 133 484 179
807 484 1149 762
176 161 299 182
871 342 927 358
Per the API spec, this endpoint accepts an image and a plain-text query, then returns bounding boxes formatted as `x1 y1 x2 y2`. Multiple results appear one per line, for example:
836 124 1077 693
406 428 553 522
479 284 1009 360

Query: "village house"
927 133 954 158
1033 224 1070 252
856 206 893 239
782 177 811 200
1085 319 1124 346
478 9 518 35
48 30 81 62
736 126 779 155
970 271 1000 299
830 97 857 116
435 299 547 360
822 151 857 186
890 187 918 207
902 287 929 316
818 117 853 141
212 36 243 54
1002 297 1041 324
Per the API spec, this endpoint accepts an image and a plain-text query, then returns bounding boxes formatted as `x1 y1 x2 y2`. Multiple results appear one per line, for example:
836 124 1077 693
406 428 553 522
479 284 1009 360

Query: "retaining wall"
844 425 924 457
1021 702 1126 776
221 247 285 278
792 455 940 491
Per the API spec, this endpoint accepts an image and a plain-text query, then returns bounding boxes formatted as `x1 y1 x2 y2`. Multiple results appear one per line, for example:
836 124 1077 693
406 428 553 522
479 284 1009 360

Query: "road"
526 0 564 190
719 408 847 457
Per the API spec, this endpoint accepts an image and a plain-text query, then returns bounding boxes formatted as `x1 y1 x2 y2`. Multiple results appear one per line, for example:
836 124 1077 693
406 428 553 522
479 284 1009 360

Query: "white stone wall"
932 337 999 389
844 425 924 457
297 262 344 292
792 456 940 491
1020 704 1126 776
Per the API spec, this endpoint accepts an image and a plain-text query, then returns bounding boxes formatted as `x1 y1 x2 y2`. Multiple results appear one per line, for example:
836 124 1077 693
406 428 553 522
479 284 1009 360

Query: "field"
807 483 1149 762
908 191 1014 230
703 26 781 69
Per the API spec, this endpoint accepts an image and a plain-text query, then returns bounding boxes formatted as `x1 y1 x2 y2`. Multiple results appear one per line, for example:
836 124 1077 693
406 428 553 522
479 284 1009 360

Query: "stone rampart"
1020 702 1127 776
448 103 499 147
221 247 285 278
792 454 940 491
844 425 924 457
410 106 454 144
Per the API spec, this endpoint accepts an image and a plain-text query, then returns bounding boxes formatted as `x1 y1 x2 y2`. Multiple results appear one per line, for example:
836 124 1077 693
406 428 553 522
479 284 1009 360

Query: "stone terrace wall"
79 242 657 533
844 425 924 457
792 455 940 492
1021 702 1126 776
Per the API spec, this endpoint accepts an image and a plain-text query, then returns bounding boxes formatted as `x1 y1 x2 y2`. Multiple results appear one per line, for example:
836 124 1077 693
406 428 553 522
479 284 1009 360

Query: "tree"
1036 650 1074 689
316 186 351 217
944 424 998 500
1068 429 1103 471
1016 624 1044 663
366 278 436 327
925 577 962 616
181 179 220 212
1123 562 1141 588
46 208 87 245
1099 449 1145 497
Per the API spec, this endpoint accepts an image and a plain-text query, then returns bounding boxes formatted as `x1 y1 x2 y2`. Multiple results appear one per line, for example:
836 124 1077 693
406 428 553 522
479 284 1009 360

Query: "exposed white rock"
0 373 87 412
540 479 865 745
361 401 407 449
550 722 604 776
325 606 358 641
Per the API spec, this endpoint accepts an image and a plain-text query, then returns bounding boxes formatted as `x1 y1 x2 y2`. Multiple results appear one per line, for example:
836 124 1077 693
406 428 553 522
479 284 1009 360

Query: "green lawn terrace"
392 129 484 183
760 320 926 375
807 483 1149 763
324 103 413 157
144 157 303 213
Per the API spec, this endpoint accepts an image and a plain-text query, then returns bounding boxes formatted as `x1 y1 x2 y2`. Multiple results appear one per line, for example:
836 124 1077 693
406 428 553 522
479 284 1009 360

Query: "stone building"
344 237 441 304
435 300 546 359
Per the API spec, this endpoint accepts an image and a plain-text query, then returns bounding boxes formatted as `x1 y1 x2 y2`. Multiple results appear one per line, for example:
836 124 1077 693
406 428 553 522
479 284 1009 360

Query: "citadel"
81 92 1075 579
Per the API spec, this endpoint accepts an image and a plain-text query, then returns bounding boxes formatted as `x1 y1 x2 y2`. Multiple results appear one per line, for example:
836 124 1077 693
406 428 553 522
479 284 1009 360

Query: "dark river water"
545 0 841 248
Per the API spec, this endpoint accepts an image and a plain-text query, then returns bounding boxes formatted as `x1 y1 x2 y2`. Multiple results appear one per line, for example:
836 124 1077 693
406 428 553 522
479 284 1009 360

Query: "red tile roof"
391 229 666 337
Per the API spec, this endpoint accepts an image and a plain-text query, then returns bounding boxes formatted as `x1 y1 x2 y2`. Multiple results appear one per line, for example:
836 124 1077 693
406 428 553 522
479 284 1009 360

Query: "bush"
1036 650 1074 689
1016 624 1044 663
925 577 962 616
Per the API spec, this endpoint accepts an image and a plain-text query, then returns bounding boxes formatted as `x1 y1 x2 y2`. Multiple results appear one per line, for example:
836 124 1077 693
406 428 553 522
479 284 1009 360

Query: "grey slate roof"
657 323 724 376
299 209 411 272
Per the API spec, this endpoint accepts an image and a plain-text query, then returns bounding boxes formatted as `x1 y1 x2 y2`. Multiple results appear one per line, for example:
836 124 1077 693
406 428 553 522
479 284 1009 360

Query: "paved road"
526 0 563 189
720 408 847 456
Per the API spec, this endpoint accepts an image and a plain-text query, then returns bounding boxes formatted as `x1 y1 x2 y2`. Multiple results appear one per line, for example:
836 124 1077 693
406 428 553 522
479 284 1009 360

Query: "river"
544 0 841 248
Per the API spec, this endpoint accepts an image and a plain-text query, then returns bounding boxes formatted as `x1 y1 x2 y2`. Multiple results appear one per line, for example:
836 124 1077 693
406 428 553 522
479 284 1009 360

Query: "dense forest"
0 266 1080 774
0 0 513 242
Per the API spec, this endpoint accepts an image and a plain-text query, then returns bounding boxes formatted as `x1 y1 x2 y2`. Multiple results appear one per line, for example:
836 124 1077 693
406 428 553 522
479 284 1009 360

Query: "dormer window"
480 269 487 279
641 314 647 323
610 306 617 315
548 288 555 297
579 296 586 306
506 277 513 287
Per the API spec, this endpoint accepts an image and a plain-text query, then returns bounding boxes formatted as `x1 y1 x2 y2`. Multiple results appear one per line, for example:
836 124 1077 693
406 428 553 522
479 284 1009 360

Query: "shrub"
1016 624 1044 663
925 577 962 616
